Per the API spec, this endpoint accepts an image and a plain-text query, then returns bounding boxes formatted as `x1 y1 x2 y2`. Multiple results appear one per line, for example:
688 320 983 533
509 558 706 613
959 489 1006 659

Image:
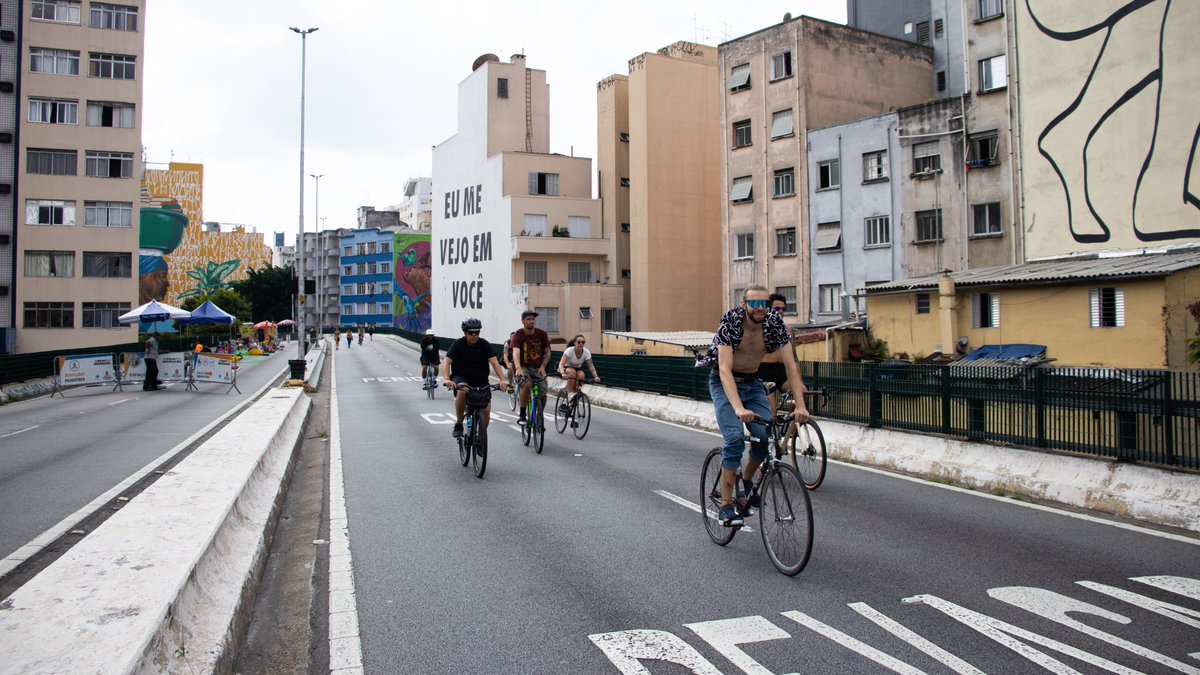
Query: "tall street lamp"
311 173 324 334
291 25 318 363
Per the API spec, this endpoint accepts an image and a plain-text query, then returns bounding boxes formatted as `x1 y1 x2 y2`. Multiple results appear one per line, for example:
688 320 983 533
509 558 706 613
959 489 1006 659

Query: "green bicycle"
520 374 546 454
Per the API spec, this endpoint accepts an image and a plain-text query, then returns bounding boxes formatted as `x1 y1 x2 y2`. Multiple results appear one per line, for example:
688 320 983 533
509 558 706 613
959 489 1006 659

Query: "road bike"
700 414 814 576
772 388 829 490
519 374 546 454
422 367 437 399
450 382 500 478
554 377 593 439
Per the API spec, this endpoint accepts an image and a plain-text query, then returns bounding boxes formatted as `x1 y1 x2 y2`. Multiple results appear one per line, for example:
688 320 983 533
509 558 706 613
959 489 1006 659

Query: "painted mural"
393 232 432 332
1019 0 1200 258
140 162 272 306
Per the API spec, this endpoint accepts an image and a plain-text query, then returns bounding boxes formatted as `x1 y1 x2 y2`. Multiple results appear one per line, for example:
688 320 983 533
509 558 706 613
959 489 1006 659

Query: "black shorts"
420 355 439 366
757 362 787 391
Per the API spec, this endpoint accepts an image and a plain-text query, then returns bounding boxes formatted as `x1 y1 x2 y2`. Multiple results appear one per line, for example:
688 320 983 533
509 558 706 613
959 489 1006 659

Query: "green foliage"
233 264 295 322
177 259 242 300
862 338 890 361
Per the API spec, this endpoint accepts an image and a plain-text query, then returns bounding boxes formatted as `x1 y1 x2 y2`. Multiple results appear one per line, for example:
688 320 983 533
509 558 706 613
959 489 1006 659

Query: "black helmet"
461 317 482 331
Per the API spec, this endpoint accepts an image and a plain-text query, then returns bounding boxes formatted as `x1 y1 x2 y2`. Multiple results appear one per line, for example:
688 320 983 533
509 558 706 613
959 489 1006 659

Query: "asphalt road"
0 346 291 566
334 336 1200 674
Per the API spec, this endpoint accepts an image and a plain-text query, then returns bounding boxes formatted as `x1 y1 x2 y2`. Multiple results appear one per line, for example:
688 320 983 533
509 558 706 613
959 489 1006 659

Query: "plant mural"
393 232 432 332
176 259 242 301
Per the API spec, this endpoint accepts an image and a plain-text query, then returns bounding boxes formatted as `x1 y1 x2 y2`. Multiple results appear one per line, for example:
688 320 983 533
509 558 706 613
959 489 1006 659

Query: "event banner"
56 354 115 387
193 353 236 384
120 352 188 383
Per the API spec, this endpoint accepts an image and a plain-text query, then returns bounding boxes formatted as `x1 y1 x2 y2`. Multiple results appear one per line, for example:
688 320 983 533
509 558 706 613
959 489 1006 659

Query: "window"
734 233 754 260
863 150 888 181
523 213 547 236
915 209 943 242
356 243 366 255
972 202 1002 236
602 307 627 331
85 151 133 178
579 307 592 320
620 177 630 187
864 215 891 247
342 305 353 315
497 77 508 99
343 265 352 275
817 159 840 189
771 109 794 139
979 0 1003 19
380 242 390 253
367 242 377 254
819 284 842 314
775 227 796 256
88 52 136 79
29 98 78 125
937 71 946 92
619 132 630 143
1089 288 1125 328
26 200 75 226
535 307 559 333
729 63 750 91
916 21 931 45
30 47 80 75
568 215 591 237
366 262 377 274
913 141 941 174
380 262 391 274
85 101 135 128
29 149 77 175
773 168 795 198
525 261 547 284
33 0 81 22
934 18 944 36
24 250 74 277
24 301 74 328
730 176 753 204
342 285 353 295
915 294 931 315
90 2 137 30
770 52 792 81
379 303 390 314
82 301 128 328
972 293 1000 328
979 55 1007 92
343 245 352 255
83 252 131 278
568 262 592 283
775 286 797 314
733 120 752 148
815 222 842 252
968 132 1000 167
528 172 559 196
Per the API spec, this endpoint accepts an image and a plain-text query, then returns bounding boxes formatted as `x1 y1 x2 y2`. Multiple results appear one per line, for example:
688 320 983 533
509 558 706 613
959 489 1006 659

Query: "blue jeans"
709 373 771 471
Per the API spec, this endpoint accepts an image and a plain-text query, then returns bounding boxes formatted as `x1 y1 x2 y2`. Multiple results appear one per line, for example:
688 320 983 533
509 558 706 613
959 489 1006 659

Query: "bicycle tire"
427 375 435 400
572 394 591 440
788 420 827 490
554 389 569 434
701 449 736 546
457 429 470 466
758 464 813 576
521 399 532 446
533 400 545 453
471 411 487 478
507 383 518 411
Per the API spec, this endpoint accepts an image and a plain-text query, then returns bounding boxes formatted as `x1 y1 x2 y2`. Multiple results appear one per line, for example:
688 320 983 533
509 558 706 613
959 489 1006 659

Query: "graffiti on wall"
1020 0 1200 257
393 232 432 332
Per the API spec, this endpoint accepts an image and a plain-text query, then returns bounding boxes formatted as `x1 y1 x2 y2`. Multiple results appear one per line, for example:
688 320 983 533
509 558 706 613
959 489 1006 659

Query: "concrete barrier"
0 387 312 674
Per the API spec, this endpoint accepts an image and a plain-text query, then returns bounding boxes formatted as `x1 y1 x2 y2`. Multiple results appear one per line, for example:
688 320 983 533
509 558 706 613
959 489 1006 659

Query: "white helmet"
425 329 435 335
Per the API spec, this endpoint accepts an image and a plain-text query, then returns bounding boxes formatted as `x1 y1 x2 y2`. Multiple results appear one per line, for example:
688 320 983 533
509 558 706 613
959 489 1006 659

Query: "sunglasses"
465 330 480 336
575 340 586 345
745 299 769 309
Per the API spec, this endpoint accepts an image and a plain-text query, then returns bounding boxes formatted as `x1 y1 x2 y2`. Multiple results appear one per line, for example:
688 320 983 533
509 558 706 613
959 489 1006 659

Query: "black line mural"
1026 0 1200 246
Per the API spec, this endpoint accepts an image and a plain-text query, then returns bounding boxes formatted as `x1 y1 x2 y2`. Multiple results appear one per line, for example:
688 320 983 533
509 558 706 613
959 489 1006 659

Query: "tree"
233 264 295 323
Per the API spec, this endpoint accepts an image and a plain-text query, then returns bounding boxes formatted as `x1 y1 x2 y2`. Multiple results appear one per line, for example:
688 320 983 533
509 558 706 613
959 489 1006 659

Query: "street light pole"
311 173 324 335
291 25 318 361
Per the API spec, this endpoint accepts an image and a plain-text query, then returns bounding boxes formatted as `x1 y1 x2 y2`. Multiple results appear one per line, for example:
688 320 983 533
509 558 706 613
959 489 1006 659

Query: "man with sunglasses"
696 284 809 528
757 293 792 417
511 309 551 426
441 317 507 439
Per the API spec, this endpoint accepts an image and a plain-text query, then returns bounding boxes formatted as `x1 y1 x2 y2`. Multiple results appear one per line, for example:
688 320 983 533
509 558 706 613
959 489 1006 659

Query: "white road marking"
848 602 985 675
781 611 923 674
107 398 131 406
654 489 752 532
328 347 364 672
589 630 722 675
0 426 37 439
1077 580 1200 629
684 615 793 675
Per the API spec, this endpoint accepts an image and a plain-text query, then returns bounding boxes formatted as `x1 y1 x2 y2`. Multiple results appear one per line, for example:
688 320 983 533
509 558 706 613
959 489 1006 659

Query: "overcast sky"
142 1 847 245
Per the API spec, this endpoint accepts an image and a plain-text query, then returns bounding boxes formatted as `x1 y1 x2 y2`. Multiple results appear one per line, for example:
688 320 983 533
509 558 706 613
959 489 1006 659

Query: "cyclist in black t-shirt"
441 317 508 438
419 329 441 387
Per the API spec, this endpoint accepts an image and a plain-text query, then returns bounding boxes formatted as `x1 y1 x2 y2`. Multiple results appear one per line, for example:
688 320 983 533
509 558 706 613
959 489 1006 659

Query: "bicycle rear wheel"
554 390 569 434
758 464 813 576
471 411 487 478
533 401 545 453
427 376 435 400
457 431 470 466
701 449 736 546
788 420 827 490
521 401 532 446
508 383 518 411
572 394 591 440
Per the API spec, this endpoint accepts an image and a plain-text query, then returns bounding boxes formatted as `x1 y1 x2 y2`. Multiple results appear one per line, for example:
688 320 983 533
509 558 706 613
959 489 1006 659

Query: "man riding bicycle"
557 334 600 414
501 331 517 393
511 309 550 426
441 318 507 439
757 293 791 418
696 285 809 528
419 329 440 387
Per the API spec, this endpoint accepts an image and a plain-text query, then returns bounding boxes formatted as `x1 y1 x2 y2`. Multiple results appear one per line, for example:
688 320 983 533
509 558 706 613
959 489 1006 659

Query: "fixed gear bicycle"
700 414 814 576
519 374 546 454
554 378 592 439
773 389 829 490
450 382 499 478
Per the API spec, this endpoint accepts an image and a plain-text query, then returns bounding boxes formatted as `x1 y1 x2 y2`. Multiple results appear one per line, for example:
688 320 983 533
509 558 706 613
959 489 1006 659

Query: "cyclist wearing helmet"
441 318 508 438
419 329 440 386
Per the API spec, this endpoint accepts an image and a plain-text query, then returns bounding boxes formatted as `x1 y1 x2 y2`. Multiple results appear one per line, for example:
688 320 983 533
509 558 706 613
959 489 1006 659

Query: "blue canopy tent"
178 300 235 325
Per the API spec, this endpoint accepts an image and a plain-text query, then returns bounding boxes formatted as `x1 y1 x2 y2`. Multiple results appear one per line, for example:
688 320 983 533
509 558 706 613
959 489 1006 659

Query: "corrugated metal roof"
865 249 1200 293
603 330 715 348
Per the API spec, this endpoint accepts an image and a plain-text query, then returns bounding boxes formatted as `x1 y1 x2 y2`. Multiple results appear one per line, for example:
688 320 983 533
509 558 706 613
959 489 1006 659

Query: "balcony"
511 235 610 259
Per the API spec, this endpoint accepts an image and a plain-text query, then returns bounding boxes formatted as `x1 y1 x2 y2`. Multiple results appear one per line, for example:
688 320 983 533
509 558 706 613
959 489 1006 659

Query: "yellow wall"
601 334 696 357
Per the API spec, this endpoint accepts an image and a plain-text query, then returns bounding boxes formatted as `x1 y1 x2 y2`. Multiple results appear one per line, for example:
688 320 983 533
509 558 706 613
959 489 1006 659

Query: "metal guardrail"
0 336 194 387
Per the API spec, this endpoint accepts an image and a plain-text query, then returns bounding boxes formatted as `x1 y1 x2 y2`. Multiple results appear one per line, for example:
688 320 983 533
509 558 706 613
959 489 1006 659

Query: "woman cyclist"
557 334 600 413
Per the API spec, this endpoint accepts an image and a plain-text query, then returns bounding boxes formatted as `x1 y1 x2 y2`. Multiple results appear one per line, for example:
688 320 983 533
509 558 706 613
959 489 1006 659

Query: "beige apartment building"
720 16 933 320
596 41 723 333
15 0 144 354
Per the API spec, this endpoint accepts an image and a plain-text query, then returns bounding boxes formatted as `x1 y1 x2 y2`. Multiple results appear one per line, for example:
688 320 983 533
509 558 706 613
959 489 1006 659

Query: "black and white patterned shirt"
695 306 790 368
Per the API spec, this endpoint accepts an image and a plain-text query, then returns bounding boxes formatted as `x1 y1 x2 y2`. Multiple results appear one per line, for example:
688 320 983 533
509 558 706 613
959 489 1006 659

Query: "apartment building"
397 176 432 230
15 0 144 354
596 41 723 333
0 1 17 352
299 224 351 332
432 53 621 347
338 226 396 329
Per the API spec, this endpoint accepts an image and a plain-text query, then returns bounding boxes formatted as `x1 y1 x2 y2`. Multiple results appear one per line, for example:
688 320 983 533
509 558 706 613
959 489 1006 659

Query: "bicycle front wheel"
533 402 545 454
701 449 736 546
508 384 518 411
457 433 470 466
788 420 827 490
554 390 569 434
572 394 591 440
521 401 532 446
428 377 435 399
758 464 813 576
471 412 487 478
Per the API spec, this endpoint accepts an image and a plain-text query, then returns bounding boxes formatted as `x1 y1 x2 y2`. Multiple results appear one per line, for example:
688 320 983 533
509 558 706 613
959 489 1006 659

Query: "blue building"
338 228 395 328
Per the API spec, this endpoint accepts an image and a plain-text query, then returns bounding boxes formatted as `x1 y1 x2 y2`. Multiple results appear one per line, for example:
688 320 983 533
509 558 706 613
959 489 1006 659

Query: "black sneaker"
517 413 526 425
558 404 570 415
452 423 463 438
719 505 743 528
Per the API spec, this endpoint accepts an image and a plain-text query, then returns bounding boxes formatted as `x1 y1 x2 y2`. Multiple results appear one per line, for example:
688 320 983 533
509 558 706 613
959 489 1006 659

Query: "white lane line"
107 398 131 406
0 426 37 439
328 352 364 672
655 489 752 532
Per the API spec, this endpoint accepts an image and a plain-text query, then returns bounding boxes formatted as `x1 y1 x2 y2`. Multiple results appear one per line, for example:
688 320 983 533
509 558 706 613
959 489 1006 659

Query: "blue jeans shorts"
709 372 771 471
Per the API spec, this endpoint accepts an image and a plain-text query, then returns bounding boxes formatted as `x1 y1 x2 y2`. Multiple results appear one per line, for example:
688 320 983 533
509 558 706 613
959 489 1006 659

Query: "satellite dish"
471 53 500 71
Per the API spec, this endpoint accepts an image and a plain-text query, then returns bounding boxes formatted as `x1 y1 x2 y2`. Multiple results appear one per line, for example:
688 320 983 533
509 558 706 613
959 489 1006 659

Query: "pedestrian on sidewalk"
143 331 160 391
